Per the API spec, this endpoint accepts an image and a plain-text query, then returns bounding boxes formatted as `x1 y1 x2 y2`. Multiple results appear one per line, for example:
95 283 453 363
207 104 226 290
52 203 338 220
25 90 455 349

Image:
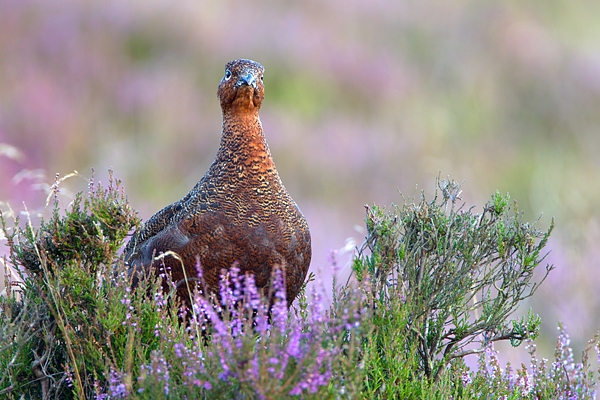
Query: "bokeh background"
1 0 599 369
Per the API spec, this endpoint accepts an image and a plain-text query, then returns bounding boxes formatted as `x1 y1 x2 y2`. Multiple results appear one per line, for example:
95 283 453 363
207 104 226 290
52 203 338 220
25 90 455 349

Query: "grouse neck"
217 113 275 170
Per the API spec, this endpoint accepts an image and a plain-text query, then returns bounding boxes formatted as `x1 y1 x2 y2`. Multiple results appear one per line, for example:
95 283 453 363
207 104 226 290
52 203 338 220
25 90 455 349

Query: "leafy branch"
353 178 554 382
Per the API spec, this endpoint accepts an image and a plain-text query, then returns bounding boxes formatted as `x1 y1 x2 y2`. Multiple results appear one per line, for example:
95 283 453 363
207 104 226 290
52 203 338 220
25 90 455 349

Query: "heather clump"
352 178 554 383
0 170 366 399
466 325 599 399
0 172 598 399
0 170 145 399
123 265 366 399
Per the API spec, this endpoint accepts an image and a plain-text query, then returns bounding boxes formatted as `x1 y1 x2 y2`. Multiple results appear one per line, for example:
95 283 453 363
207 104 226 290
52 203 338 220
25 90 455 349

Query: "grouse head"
218 59 265 114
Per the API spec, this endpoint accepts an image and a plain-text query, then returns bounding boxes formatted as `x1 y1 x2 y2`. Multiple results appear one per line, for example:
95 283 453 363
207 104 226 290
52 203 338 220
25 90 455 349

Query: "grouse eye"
224 69 232 80
260 75 264 82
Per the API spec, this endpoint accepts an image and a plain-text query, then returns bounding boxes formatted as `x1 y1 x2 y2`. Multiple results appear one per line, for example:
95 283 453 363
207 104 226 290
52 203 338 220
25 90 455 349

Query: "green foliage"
353 178 555 383
1 173 597 399
14 171 136 276
0 170 171 399
0 170 365 399
360 292 425 398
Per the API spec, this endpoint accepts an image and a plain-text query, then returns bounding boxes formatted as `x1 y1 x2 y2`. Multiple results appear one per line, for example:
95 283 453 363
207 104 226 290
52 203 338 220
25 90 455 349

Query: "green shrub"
352 178 554 383
0 170 365 399
0 170 160 398
2 173 597 399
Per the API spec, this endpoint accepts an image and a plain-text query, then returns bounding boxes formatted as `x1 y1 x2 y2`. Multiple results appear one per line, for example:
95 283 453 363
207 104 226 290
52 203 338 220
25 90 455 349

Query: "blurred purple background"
1 0 599 368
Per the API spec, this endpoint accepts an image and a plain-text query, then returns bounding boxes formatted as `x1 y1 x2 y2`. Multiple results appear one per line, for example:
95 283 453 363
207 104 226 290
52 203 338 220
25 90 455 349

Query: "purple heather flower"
94 378 108 400
285 328 302 359
64 365 74 388
288 347 333 394
218 267 237 308
308 285 325 326
516 367 532 396
246 274 270 334
154 291 166 309
290 380 308 396
136 257 356 398
328 249 339 275
484 343 502 378
461 369 472 387
194 257 203 279
271 269 288 336
107 370 128 398
248 358 260 381
244 273 261 309
140 351 171 395
174 343 185 358
555 325 575 369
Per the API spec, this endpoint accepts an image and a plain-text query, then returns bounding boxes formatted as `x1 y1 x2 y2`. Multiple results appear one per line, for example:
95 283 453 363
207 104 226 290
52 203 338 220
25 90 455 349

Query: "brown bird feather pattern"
123 59 311 306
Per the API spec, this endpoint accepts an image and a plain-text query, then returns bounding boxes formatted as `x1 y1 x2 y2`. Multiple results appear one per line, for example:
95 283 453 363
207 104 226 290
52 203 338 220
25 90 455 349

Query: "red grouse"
123 59 311 306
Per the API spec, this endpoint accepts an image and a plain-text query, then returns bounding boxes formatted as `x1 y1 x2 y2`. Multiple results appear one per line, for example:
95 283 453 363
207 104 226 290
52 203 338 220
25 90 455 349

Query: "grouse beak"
237 71 257 89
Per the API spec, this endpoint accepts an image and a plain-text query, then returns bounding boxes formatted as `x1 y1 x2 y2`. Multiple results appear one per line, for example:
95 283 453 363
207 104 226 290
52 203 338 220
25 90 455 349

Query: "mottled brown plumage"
123 59 311 306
